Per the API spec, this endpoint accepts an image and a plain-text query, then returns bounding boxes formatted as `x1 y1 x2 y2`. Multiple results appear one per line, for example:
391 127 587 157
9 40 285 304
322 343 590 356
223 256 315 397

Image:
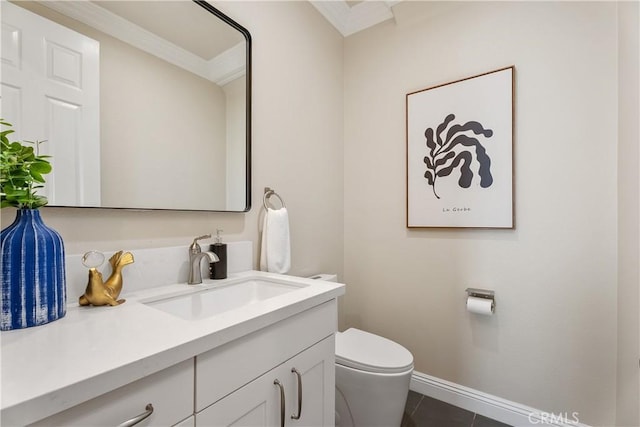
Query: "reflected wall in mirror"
1 0 251 211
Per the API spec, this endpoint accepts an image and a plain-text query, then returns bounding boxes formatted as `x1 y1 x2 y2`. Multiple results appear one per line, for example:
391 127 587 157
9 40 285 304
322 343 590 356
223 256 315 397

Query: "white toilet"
307 274 414 427
334 328 414 427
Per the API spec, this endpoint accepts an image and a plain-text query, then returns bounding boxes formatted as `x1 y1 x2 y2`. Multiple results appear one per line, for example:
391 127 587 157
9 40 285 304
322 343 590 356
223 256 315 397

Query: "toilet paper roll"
466 296 494 315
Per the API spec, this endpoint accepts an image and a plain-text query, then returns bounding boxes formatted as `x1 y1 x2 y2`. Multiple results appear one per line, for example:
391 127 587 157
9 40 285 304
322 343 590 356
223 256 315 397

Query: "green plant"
0 120 52 209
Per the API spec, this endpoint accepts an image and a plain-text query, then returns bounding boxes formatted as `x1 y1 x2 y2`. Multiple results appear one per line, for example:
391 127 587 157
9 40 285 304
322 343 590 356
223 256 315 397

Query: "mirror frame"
193 0 252 213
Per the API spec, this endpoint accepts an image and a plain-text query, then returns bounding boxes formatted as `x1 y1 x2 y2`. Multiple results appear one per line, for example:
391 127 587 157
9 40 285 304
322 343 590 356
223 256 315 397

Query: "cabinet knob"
116 403 154 427
291 367 302 420
274 379 285 427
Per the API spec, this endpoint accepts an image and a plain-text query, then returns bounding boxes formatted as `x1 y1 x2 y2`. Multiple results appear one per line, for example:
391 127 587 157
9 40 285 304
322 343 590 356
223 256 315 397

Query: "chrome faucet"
188 234 219 285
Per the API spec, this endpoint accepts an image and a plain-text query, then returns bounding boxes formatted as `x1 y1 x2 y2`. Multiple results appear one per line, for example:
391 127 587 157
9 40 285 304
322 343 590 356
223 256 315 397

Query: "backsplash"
65 241 253 303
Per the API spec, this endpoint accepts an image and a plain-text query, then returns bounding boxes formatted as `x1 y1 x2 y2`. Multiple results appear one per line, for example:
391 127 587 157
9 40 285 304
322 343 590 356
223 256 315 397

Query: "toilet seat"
335 328 414 374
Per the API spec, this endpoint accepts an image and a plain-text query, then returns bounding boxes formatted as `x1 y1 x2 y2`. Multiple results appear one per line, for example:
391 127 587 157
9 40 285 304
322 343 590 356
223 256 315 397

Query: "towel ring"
263 187 286 210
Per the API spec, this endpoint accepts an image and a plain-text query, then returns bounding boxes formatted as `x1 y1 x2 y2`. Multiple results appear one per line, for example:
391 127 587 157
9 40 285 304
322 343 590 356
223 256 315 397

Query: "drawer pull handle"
291 367 302 420
117 403 154 427
274 379 285 427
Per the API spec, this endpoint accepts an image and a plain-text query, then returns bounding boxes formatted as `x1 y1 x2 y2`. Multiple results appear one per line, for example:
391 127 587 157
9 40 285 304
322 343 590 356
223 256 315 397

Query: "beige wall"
99 35 227 209
343 2 619 425
1 1 345 279
617 1 640 425
99 38 226 210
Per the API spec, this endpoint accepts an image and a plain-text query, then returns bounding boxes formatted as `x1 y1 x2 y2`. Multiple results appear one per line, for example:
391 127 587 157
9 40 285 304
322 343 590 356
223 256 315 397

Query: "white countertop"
0 271 345 425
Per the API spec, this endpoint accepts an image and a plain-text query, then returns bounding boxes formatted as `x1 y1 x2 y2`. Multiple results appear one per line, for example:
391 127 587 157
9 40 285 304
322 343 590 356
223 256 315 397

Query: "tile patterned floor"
402 390 513 427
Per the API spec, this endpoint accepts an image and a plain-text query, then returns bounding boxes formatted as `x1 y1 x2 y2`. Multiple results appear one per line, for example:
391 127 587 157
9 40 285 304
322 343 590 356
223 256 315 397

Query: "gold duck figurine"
79 251 135 306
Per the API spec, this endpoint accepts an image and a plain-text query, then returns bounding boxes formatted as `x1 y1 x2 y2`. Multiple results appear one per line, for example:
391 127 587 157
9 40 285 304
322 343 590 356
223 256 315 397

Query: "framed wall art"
406 66 514 228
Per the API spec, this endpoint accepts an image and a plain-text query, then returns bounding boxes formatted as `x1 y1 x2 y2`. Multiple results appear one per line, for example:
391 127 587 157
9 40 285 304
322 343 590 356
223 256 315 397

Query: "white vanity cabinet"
195 300 337 426
29 359 194 427
2 272 344 426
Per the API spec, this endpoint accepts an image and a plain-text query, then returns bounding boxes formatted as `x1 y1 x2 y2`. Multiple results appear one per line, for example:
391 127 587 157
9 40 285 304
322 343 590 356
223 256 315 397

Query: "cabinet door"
173 415 195 427
288 336 335 427
197 336 335 427
196 367 281 427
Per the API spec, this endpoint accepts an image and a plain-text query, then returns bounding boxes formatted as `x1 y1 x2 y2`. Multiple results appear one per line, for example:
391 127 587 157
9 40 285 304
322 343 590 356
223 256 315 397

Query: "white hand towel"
259 207 291 274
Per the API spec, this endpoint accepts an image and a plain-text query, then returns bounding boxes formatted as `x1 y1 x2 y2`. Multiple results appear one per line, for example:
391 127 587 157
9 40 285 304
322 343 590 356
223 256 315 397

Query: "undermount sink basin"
143 279 305 321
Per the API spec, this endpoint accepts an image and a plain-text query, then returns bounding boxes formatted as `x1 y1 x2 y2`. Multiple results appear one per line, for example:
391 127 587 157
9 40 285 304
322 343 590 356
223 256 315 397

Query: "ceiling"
310 0 402 37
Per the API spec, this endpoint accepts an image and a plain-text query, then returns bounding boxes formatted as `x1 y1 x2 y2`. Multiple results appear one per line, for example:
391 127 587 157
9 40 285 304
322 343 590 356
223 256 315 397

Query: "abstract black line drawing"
422 113 494 199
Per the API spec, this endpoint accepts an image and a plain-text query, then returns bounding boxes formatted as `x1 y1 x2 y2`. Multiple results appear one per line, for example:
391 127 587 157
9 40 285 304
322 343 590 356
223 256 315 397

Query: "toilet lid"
335 328 414 374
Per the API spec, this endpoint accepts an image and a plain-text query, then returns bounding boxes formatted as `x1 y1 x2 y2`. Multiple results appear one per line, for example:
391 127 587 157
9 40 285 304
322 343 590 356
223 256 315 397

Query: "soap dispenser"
209 228 227 279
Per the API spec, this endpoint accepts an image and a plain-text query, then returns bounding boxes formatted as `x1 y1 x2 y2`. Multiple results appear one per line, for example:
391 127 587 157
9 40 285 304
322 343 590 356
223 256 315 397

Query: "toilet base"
335 363 412 427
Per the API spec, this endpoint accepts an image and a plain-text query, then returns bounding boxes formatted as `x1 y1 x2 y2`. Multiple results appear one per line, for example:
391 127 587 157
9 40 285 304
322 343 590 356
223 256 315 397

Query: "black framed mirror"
1 0 251 212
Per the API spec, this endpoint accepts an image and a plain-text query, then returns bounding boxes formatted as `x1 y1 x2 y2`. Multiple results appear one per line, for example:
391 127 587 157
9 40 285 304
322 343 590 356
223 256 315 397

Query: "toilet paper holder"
465 288 495 300
465 288 495 315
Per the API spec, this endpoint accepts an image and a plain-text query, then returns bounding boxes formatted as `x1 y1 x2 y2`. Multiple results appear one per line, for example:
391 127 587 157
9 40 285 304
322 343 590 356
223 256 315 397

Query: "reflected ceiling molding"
37 1 244 86
310 0 402 37
207 42 246 86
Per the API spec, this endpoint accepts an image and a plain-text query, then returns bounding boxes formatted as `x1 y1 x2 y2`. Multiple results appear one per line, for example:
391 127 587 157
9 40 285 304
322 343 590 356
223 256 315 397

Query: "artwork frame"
406 66 514 229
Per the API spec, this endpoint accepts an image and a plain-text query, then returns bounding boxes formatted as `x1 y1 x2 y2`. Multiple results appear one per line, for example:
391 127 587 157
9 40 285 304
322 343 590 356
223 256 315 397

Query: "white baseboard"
410 371 591 427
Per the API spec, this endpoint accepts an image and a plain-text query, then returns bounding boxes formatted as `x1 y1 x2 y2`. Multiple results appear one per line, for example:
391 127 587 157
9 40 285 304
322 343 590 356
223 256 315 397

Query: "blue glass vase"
1 209 66 330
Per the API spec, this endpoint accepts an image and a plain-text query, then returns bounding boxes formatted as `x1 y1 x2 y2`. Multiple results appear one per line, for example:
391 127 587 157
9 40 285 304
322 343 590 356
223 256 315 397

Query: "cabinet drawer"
196 299 337 411
30 359 194 427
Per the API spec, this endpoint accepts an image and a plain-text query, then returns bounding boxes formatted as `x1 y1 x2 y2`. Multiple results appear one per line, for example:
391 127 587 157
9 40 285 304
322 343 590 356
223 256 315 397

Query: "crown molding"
38 1 244 86
207 42 247 86
310 0 400 37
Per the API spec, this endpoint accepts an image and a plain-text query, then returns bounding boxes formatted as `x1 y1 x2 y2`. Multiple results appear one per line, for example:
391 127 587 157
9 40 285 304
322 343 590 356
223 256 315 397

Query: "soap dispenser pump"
209 228 227 279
